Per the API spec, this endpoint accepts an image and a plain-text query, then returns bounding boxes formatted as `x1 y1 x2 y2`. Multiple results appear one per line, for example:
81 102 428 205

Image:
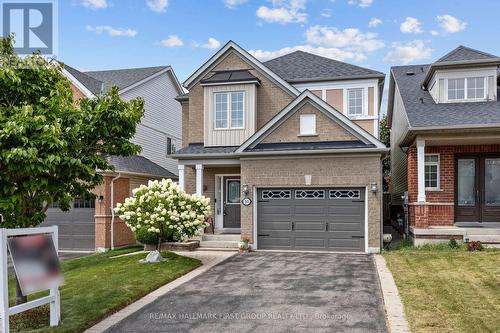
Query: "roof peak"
436 45 498 63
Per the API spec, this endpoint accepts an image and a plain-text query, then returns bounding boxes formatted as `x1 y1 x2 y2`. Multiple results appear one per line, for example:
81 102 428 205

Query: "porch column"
195 164 204 196
178 164 185 191
417 138 426 203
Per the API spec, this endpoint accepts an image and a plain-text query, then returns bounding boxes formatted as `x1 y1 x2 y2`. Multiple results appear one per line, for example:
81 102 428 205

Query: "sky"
58 0 499 104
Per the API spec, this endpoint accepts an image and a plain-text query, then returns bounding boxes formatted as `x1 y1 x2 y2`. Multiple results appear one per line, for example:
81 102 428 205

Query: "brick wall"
407 144 500 228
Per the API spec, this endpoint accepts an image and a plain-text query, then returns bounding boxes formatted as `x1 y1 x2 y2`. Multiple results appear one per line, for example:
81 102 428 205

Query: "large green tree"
0 35 144 228
380 115 390 192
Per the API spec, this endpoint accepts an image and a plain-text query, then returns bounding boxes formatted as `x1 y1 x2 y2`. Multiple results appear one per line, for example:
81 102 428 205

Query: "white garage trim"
252 185 370 253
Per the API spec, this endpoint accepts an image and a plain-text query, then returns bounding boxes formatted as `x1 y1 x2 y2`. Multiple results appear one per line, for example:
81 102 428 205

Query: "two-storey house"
174 41 388 253
388 46 500 244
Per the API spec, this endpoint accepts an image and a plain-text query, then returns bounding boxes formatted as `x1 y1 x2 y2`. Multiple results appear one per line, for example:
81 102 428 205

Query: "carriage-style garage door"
257 188 365 252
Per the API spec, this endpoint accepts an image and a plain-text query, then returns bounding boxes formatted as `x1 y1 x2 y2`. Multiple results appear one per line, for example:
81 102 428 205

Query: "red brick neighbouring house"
388 46 500 244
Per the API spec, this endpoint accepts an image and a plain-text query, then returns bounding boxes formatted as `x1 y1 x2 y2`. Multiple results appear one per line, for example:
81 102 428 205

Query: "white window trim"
425 153 440 191
214 91 245 130
299 114 317 136
446 77 486 102
346 87 367 118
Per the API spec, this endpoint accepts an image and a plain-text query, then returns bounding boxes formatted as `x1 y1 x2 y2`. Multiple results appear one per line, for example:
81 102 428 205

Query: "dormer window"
447 77 485 101
214 91 245 129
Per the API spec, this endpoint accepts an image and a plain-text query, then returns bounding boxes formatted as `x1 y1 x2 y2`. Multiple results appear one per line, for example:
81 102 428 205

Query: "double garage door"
257 188 365 252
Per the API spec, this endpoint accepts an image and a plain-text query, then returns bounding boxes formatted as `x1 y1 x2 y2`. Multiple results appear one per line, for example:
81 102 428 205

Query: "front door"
456 156 500 223
223 177 241 228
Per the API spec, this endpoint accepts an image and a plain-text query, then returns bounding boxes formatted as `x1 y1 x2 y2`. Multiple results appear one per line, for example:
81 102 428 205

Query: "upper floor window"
425 154 440 190
214 91 244 129
448 77 485 101
347 88 364 116
299 114 316 135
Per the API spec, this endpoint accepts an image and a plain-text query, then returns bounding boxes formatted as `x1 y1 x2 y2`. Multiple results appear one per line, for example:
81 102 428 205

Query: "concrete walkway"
102 252 388 333
84 250 236 333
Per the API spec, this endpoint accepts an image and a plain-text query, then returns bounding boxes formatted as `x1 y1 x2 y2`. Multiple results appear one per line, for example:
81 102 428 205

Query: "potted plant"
238 236 251 252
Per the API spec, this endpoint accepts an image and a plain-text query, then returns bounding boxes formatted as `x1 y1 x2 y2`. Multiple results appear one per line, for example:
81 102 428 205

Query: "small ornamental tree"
114 179 211 250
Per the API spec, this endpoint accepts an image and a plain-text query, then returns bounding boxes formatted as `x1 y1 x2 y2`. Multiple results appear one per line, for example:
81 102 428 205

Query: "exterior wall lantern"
242 184 249 196
370 182 378 193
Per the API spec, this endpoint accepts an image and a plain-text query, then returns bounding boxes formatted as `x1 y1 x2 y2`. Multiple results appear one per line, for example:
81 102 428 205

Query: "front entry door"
456 156 500 223
223 177 241 228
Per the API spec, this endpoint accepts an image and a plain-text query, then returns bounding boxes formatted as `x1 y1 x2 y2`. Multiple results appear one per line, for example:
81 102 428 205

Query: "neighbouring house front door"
223 177 241 229
456 156 500 223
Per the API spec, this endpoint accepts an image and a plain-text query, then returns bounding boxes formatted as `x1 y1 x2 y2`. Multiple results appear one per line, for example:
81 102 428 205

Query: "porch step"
196 247 238 252
465 235 500 244
199 240 239 249
463 228 500 236
202 234 240 242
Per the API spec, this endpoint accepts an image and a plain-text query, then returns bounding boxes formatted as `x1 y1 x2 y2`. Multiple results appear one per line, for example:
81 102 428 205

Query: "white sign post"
0 226 61 333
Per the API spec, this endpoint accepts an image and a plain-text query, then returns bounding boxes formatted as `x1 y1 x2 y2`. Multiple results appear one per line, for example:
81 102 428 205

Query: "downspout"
110 173 122 251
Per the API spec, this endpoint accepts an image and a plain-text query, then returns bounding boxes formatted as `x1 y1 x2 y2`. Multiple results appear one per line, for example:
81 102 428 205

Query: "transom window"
425 154 440 190
330 190 361 199
262 190 291 200
214 91 244 129
299 114 316 135
347 88 364 116
448 77 485 101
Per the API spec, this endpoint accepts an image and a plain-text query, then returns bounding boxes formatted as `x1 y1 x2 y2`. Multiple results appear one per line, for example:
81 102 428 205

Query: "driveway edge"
374 254 411 333
84 251 236 333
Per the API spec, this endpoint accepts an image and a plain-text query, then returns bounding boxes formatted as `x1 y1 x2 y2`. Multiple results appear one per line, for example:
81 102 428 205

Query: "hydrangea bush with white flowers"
114 179 211 248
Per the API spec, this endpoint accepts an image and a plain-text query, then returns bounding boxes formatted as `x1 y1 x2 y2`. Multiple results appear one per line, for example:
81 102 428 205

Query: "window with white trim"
425 154 440 190
347 88 364 116
214 91 245 129
447 77 485 101
299 114 316 135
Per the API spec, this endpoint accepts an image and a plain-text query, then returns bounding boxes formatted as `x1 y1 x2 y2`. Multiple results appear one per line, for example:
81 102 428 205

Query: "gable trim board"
183 40 300 97
236 90 387 153
119 66 184 96
60 67 96 98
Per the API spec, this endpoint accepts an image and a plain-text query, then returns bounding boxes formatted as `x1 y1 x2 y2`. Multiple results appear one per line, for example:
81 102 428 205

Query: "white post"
417 138 426 203
49 226 60 326
178 164 185 191
0 229 9 333
195 164 204 196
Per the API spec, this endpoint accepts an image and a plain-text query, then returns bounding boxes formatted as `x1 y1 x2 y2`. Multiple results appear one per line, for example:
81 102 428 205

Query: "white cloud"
368 18 382 28
224 0 247 9
161 35 183 47
201 37 221 50
348 0 373 8
430 30 439 36
321 8 332 17
249 45 366 62
305 25 384 53
82 0 107 9
384 40 433 64
437 14 467 33
400 17 423 34
85 25 138 37
146 0 169 13
256 0 307 24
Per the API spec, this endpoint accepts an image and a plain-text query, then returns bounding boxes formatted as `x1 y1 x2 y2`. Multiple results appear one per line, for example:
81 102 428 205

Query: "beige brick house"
174 41 388 253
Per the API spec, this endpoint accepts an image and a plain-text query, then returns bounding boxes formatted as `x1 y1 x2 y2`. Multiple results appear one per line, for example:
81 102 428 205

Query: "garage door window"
329 190 361 199
295 190 325 199
262 190 291 199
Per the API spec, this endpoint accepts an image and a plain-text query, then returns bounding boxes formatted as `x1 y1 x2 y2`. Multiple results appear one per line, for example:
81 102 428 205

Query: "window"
448 77 485 101
226 180 240 204
166 137 176 155
347 88 364 116
295 190 325 199
425 154 440 190
329 190 361 199
262 190 291 199
299 114 316 135
214 92 244 129
467 77 485 99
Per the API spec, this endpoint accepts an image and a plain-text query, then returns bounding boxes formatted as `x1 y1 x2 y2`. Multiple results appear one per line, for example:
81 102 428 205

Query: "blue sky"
60 0 499 85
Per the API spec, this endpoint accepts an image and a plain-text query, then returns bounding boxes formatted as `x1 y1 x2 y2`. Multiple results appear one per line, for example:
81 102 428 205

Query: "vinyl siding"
120 71 181 175
390 86 410 204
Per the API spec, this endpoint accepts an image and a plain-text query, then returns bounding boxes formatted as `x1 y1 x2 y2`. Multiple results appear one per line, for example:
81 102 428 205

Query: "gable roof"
264 50 385 83
200 70 260 85
107 155 177 179
183 40 300 96
436 45 498 63
63 64 103 96
388 64 500 130
236 90 387 153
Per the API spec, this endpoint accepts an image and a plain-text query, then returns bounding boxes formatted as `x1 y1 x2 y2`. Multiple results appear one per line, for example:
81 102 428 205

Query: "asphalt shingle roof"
200 70 260 84
247 140 373 152
107 155 177 179
174 144 238 156
391 64 500 128
263 50 384 83
63 64 103 95
85 66 169 93
436 45 498 63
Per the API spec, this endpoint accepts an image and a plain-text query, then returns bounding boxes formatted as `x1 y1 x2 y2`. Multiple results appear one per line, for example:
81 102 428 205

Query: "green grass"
9 248 202 333
384 247 500 333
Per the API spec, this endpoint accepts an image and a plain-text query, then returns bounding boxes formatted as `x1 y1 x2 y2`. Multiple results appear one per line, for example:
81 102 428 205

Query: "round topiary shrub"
114 179 211 249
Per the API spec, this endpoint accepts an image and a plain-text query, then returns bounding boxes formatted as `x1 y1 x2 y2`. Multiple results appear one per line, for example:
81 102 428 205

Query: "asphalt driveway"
105 252 388 333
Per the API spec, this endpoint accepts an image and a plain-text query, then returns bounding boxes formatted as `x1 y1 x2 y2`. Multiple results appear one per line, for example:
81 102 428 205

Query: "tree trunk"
15 275 27 305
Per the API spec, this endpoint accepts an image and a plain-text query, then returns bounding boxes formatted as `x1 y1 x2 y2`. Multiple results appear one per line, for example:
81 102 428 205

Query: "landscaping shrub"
115 179 211 247
448 237 460 249
466 241 484 252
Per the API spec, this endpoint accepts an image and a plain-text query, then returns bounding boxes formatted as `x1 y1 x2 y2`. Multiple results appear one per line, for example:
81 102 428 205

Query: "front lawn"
384 246 500 333
10 248 202 333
